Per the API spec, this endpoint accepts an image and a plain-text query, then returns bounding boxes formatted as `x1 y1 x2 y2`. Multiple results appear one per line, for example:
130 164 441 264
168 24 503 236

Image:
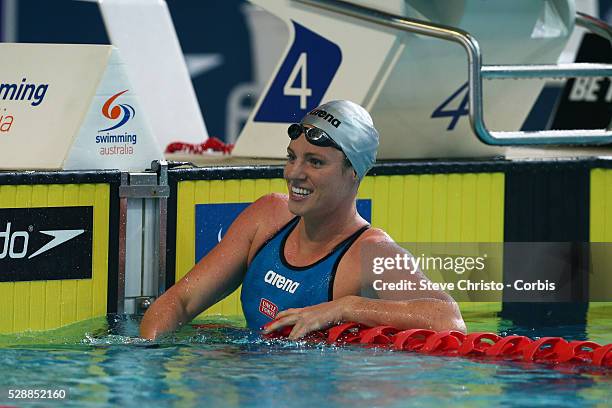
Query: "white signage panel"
0 43 162 171
233 0 398 158
234 0 573 160
0 43 109 169
98 0 209 149
64 48 163 171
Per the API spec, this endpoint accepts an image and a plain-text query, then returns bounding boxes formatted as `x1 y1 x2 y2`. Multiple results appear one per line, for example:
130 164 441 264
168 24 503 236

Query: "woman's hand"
262 296 357 340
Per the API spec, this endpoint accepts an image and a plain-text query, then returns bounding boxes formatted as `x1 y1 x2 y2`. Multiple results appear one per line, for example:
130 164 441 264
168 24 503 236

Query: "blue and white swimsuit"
240 217 368 329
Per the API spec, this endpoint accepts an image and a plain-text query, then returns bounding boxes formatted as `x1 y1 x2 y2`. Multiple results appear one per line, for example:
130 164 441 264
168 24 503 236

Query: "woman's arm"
140 194 285 339
263 232 466 339
262 296 464 340
342 296 465 332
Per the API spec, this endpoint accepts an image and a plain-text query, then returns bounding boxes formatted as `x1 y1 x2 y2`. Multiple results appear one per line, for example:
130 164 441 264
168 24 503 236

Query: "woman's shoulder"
246 193 294 234
247 193 292 223
343 226 400 260
244 194 294 263
251 192 289 211
356 226 393 244
227 193 292 243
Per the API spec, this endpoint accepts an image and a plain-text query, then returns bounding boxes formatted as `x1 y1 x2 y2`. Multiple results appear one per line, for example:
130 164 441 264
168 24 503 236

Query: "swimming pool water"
0 309 610 408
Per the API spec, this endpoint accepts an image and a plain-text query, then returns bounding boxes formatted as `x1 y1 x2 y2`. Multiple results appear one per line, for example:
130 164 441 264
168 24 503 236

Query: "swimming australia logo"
308 108 342 128
264 270 300 294
99 90 136 132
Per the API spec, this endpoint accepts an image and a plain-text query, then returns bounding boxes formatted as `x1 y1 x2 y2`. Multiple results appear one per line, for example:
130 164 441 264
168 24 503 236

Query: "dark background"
1 0 253 142
1 0 611 141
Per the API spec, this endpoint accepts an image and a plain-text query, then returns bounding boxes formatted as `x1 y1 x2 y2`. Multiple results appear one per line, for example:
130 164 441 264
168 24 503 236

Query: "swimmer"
140 100 466 340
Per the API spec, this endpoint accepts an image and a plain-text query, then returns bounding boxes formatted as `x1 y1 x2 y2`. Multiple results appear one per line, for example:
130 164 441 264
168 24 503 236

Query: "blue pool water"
0 310 610 408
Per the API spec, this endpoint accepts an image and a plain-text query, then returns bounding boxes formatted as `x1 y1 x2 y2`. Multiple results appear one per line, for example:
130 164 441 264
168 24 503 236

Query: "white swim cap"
300 100 379 180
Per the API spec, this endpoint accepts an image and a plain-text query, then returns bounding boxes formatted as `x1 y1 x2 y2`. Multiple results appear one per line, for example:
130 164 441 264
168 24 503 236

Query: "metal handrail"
296 0 612 146
576 11 612 43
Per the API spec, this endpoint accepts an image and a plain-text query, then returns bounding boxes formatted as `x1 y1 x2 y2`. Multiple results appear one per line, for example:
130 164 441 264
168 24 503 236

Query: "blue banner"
195 199 371 261
254 22 341 123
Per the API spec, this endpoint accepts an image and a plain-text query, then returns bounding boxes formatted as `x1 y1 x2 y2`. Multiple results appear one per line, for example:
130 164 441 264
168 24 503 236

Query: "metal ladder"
297 0 612 146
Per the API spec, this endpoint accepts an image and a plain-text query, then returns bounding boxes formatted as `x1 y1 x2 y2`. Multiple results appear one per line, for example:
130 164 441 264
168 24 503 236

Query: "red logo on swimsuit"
259 298 278 319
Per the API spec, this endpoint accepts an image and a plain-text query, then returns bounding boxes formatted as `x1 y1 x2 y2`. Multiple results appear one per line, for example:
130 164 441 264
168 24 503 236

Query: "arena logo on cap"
96 90 137 156
308 108 342 128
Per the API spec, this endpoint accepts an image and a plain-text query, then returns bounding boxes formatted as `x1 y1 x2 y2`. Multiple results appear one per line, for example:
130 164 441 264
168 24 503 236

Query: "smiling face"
284 130 358 218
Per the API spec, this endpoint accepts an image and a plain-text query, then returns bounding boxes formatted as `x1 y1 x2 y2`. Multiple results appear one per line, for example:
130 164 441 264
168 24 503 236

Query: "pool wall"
167 158 612 322
1 158 612 333
0 171 120 334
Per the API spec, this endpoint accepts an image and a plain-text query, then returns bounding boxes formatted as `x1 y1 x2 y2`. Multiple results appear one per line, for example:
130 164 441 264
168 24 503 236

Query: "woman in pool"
140 100 465 340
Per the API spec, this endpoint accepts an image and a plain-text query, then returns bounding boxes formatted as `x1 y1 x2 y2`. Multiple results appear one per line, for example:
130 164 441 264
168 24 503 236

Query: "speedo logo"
308 109 342 128
0 222 85 260
264 270 300 294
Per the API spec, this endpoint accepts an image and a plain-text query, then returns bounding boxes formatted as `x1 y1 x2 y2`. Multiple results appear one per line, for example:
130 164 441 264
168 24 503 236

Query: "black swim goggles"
287 123 342 151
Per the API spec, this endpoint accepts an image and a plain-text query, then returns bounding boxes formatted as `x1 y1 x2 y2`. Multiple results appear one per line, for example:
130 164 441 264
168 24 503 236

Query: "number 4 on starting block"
431 82 469 131
254 22 342 123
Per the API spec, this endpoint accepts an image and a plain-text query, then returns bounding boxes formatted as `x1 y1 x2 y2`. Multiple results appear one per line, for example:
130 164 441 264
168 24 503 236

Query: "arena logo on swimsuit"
264 270 300 294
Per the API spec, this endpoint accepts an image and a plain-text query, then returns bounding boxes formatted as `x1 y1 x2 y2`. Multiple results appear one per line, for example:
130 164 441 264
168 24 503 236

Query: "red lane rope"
262 322 612 370
165 137 234 155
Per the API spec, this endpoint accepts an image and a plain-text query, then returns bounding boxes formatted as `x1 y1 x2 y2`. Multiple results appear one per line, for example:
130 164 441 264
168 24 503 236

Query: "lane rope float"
165 136 234 154
261 322 612 370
